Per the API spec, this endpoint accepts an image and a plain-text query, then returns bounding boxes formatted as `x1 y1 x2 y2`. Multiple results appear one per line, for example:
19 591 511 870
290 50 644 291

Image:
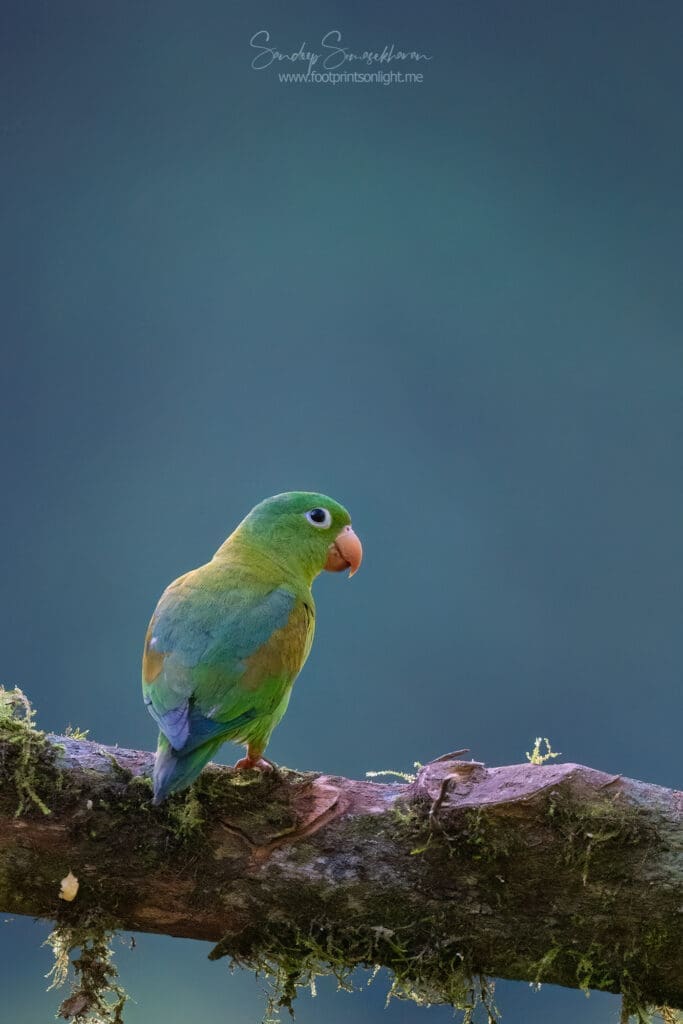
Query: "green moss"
532 945 561 984
166 788 205 841
46 913 127 1023
0 686 55 816
530 932 680 1024
64 725 90 740
388 961 499 1024
385 801 431 856
617 927 682 1024
575 945 616 993
458 808 513 865
532 943 617 999
0 852 44 916
546 788 659 885
525 737 561 766
649 1009 682 1024
211 906 500 1024
102 752 134 784
391 789 517 873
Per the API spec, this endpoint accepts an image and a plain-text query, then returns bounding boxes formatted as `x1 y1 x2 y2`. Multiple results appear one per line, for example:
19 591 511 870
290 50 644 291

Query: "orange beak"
324 524 363 577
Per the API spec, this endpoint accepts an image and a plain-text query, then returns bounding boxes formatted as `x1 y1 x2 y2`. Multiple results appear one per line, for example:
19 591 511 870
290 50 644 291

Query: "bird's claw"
233 756 275 772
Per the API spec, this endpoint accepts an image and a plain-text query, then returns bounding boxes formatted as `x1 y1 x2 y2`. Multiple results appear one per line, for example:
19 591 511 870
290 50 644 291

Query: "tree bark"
0 719 681 1014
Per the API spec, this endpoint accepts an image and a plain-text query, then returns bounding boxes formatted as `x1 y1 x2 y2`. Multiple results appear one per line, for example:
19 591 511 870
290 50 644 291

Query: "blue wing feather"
145 697 258 754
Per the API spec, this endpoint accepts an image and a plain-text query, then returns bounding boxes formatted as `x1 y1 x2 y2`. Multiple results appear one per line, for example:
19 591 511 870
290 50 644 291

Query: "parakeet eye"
305 507 332 528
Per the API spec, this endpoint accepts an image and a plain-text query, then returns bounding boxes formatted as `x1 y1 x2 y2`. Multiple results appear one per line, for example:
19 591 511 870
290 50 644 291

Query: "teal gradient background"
1 1 681 1021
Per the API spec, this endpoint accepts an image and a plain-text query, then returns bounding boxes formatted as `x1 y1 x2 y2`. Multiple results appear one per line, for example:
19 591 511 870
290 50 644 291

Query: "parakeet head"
224 491 363 583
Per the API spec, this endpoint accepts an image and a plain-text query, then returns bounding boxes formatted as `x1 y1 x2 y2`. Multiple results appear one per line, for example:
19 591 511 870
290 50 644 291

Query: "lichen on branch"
46 917 128 1023
0 686 54 816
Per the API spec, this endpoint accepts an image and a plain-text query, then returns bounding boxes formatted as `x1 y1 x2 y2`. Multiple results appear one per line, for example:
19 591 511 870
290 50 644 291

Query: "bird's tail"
152 733 223 804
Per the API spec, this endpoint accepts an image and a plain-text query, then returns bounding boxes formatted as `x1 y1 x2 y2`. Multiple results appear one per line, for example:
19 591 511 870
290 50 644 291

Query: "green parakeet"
142 491 362 803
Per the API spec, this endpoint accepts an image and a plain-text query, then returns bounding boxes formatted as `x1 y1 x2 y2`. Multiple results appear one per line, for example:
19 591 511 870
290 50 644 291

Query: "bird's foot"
233 755 275 772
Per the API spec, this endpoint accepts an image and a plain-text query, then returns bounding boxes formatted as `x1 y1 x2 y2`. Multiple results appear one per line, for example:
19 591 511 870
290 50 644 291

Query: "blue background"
1 1 681 1021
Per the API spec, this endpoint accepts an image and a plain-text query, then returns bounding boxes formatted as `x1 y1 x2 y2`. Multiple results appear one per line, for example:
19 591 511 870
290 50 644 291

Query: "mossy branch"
0 688 681 1022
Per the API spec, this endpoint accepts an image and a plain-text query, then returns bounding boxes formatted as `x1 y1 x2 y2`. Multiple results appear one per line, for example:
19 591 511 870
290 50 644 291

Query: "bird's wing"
142 568 313 753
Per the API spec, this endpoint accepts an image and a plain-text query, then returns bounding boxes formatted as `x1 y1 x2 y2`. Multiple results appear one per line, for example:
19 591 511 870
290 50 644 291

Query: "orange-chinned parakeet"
142 491 362 803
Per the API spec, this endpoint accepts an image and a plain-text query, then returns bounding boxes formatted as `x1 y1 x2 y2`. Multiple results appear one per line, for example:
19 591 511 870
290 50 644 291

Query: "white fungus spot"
59 871 79 902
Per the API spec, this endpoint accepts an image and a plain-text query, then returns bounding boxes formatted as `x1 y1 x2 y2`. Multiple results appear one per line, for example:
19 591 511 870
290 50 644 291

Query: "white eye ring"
305 507 332 529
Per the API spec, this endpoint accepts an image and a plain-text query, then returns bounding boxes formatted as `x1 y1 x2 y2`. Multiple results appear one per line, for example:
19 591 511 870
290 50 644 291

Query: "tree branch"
0 695 681 1017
